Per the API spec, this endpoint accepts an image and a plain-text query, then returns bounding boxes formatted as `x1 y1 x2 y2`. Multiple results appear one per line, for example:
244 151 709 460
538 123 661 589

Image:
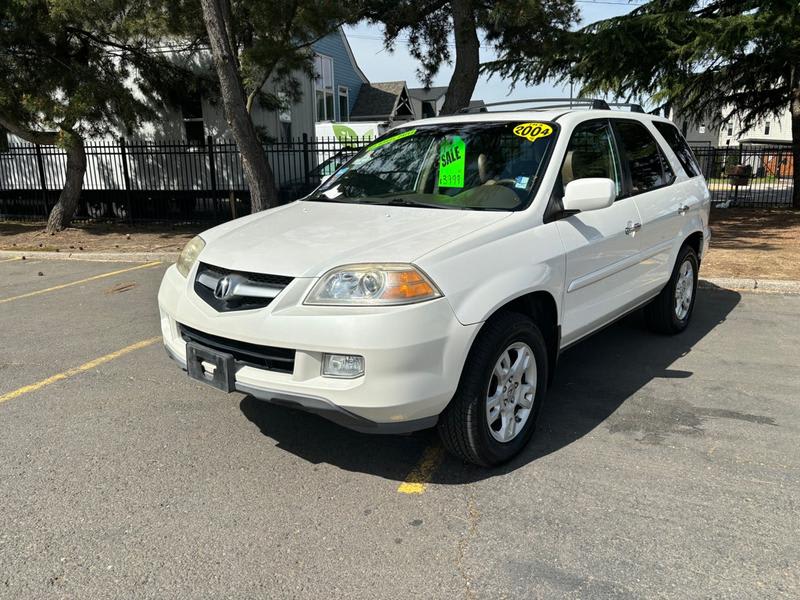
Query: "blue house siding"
312 30 367 121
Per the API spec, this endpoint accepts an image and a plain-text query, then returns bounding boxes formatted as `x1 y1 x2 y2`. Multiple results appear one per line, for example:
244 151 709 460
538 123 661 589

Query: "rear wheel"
645 245 699 334
438 312 548 466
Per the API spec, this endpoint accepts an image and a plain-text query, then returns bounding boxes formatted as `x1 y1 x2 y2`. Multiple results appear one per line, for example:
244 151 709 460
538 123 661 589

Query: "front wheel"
645 245 699 334
438 312 549 466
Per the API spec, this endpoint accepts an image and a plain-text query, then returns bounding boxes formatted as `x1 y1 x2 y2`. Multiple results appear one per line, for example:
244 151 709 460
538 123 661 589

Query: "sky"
344 1 642 105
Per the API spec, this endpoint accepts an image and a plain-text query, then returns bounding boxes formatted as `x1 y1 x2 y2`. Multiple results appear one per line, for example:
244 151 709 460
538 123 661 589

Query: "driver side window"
560 120 623 199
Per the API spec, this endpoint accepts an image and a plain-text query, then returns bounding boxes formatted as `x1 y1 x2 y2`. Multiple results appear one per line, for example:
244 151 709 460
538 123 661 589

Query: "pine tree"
367 0 578 115
484 0 800 209
0 0 197 231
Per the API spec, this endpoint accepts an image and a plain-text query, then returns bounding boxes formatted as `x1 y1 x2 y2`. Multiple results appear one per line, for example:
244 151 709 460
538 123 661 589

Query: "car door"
554 119 646 346
612 119 684 292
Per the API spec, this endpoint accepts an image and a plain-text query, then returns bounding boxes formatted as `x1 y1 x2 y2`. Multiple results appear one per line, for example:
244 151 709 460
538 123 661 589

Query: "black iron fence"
0 135 371 223
0 139 794 223
690 145 795 208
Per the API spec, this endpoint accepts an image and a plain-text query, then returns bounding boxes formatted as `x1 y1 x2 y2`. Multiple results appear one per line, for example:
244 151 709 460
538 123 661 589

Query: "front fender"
420 220 566 326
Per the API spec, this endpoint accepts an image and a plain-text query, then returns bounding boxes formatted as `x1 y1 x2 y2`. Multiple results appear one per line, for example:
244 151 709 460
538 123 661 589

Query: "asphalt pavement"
1 257 798 599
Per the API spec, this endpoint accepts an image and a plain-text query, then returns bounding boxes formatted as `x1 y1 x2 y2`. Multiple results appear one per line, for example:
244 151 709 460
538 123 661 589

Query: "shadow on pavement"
240 285 741 484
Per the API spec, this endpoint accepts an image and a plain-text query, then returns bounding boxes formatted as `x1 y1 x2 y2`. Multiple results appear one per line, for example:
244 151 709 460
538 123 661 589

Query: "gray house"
350 81 416 123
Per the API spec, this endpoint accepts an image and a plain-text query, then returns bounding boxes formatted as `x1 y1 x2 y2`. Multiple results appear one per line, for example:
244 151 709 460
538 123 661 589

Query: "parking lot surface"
1 258 798 599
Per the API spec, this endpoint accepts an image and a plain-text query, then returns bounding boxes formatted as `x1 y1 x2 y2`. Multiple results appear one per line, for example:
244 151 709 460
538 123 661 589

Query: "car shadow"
240 284 741 484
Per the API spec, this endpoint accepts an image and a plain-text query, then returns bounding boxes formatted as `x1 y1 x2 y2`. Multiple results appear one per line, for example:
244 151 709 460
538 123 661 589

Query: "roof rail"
458 97 610 114
458 98 650 114
605 102 645 113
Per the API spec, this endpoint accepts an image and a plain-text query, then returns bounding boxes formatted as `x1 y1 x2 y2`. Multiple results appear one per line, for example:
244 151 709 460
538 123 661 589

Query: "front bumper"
158 264 480 433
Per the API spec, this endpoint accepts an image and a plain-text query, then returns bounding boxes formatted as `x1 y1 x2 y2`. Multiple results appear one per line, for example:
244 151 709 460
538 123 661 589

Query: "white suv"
158 102 710 466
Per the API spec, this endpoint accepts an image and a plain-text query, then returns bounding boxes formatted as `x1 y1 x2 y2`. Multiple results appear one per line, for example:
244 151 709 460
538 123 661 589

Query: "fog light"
322 353 365 378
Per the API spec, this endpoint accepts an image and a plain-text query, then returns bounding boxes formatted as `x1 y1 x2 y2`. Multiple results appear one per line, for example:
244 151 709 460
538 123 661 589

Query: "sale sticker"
438 136 466 188
512 122 554 142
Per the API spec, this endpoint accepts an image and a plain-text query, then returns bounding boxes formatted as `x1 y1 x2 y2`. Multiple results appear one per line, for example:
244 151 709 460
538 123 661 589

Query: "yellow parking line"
397 444 445 494
0 257 23 263
0 261 161 304
0 337 161 405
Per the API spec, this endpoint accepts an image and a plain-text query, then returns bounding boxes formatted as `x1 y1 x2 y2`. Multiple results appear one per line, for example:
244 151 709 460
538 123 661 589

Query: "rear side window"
614 120 675 195
654 122 701 177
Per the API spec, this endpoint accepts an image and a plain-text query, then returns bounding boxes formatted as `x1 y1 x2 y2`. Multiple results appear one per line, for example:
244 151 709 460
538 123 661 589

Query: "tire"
438 312 549 466
644 245 699 334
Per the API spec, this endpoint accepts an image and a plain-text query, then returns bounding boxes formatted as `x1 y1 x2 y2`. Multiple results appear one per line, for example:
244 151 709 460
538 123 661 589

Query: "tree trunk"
791 82 800 210
439 0 480 116
46 133 86 233
0 115 88 231
199 0 277 213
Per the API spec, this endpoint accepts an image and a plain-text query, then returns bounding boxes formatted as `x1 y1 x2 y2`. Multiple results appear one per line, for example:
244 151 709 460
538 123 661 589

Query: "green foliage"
163 0 365 112
0 0 198 141
483 0 800 130
367 0 577 88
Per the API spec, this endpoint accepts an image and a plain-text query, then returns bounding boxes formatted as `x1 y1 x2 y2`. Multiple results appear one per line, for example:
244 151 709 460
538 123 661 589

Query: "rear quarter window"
653 122 702 178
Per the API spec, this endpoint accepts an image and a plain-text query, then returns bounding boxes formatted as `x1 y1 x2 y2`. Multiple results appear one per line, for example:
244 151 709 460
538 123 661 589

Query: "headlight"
176 236 205 278
305 264 441 306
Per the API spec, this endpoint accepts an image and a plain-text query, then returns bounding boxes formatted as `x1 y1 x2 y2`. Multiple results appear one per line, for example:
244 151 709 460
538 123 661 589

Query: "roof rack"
458 97 644 114
605 102 645 113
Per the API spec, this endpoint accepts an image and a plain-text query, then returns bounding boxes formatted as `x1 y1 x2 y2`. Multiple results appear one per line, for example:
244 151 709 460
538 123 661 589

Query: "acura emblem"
214 276 234 300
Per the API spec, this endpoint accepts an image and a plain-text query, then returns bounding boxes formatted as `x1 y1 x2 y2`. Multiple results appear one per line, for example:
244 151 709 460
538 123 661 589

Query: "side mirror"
562 178 616 212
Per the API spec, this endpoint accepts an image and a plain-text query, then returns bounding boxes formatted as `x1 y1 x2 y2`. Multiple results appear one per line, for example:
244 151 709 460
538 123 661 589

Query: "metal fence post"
302 133 310 186
119 137 133 224
207 135 219 221
34 143 47 216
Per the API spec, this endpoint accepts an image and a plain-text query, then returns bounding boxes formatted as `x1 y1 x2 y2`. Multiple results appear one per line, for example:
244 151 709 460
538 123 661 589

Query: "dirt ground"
1 208 799 280
703 208 800 280
0 221 200 254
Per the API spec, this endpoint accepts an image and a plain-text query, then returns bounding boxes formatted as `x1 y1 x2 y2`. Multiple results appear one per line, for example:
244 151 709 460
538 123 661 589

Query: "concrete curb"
0 249 178 263
700 277 800 294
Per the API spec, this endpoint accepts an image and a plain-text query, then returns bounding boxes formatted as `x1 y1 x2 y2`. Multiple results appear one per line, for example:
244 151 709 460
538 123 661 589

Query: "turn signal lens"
305 264 441 306
382 270 437 301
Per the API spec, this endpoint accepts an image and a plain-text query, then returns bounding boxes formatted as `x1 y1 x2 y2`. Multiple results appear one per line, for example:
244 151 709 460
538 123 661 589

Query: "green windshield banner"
366 129 416 151
438 136 466 188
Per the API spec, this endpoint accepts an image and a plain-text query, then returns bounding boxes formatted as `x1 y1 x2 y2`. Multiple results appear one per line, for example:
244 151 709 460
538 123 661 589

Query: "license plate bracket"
186 341 236 392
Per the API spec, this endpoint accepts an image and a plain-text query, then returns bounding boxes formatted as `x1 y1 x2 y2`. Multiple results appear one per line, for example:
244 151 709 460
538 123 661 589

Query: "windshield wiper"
383 197 461 210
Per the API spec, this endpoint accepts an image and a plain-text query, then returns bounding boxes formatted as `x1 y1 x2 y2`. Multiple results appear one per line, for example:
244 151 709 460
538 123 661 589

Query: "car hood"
198 200 510 277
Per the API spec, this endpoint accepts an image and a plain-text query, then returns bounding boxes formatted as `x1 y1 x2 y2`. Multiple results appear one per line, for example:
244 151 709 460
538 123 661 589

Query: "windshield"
304 121 558 211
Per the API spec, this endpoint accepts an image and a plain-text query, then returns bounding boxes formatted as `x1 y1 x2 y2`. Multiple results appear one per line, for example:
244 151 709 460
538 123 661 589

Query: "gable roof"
408 86 449 102
338 28 368 84
350 81 416 121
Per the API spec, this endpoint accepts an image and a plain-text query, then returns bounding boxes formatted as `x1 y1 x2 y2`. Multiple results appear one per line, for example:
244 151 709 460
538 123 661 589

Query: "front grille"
179 324 295 374
194 262 294 312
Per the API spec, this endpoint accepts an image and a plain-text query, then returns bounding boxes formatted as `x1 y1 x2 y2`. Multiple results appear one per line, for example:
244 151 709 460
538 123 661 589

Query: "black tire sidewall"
467 317 548 465
669 247 699 331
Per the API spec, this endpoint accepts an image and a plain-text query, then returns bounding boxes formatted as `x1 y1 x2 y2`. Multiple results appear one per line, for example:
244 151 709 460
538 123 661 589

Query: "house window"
338 86 349 122
314 54 335 121
181 96 205 146
0 127 8 152
765 121 771 135
727 125 734 136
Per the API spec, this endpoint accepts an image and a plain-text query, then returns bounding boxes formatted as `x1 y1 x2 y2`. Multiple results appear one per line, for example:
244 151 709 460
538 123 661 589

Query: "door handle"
625 221 642 235
678 204 690 215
